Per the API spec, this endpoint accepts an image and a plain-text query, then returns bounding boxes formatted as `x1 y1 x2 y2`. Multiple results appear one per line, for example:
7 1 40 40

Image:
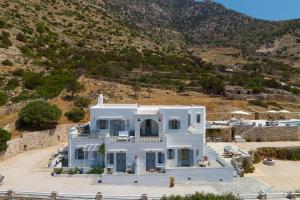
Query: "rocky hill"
0 0 300 112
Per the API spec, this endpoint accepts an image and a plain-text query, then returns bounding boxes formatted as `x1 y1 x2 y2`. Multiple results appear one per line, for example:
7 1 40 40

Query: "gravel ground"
0 145 282 197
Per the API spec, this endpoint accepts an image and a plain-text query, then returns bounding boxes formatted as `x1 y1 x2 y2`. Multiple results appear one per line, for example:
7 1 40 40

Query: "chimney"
97 94 104 107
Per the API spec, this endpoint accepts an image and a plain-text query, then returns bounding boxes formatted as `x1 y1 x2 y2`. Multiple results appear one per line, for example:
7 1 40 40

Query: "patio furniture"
106 167 113 174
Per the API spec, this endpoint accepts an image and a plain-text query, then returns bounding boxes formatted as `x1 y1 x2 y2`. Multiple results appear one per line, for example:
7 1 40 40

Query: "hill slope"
0 0 299 109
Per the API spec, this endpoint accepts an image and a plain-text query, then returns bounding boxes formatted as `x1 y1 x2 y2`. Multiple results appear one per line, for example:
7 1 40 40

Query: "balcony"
108 136 163 143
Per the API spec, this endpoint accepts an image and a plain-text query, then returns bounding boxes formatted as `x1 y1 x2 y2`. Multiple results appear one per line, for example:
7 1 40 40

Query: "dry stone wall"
243 126 300 142
0 124 74 160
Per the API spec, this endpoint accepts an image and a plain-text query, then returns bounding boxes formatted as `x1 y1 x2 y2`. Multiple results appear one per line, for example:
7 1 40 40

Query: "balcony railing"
108 136 163 143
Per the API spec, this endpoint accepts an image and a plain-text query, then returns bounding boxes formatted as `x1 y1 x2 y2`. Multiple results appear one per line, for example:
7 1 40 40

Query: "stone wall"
206 128 233 142
0 124 74 160
243 126 300 142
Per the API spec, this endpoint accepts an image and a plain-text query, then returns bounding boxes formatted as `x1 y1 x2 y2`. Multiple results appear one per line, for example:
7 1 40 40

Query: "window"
75 147 84 160
110 120 125 136
92 151 98 160
167 149 175 159
196 114 201 123
107 153 114 165
188 114 191 126
97 119 108 129
168 119 180 129
158 152 164 164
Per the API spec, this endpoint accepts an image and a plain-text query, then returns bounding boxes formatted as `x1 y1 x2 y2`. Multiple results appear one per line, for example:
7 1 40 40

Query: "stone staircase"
234 135 246 143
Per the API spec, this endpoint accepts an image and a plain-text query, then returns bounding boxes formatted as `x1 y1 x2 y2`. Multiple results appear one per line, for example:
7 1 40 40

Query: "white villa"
67 95 233 184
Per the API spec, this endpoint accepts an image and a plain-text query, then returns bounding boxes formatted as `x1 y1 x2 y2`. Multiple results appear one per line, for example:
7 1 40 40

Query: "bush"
23 72 43 90
253 151 261 164
18 101 62 129
242 159 255 173
12 68 25 77
161 192 240 200
0 31 12 48
87 167 104 174
65 107 85 122
54 168 63 174
0 90 8 106
1 59 13 66
74 97 91 109
68 167 79 175
0 128 12 152
16 32 27 42
11 90 30 103
4 78 19 90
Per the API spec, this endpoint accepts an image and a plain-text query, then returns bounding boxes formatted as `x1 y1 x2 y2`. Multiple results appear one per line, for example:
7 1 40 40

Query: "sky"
199 0 300 21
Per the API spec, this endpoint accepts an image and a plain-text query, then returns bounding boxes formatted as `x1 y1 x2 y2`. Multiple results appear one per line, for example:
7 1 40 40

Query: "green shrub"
12 68 25 77
242 159 255 173
68 167 79 175
0 31 12 48
161 192 240 200
0 19 6 29
23 72 43 90
253 151 261 164
18 101 62 129
74 97 91 109
65 107 85 122
0 128 12 152
87 167 104 174
4 78 19 90
0 90 8 106
16 32 27 42
11 90 30 103
1 59 13 66
54 168 63 174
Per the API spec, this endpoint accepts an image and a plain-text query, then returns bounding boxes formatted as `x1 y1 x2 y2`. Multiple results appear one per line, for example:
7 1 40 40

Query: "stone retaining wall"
243 126 300 142
0 124 74 160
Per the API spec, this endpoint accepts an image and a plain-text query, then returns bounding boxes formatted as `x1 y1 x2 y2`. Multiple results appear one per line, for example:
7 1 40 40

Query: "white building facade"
68 95 233 183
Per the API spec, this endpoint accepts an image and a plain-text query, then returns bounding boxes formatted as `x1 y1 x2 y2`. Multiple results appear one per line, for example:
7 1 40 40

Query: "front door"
180 149 192 167
116 152 126 172
146 152 156 171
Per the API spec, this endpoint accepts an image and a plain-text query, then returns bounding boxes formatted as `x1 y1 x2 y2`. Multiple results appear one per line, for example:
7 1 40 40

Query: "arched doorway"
140 119 159 136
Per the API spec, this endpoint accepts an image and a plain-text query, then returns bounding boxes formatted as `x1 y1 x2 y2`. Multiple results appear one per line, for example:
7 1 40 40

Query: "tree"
132 83 141 99
74 97 91 109
64 107 85 122
0 128 11 152
23 72 43 90
18 101 62 129
0 90 8 106
66 79 83 99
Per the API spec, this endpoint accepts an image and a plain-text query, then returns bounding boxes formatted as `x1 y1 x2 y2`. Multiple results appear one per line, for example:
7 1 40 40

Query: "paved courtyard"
0 145 283 197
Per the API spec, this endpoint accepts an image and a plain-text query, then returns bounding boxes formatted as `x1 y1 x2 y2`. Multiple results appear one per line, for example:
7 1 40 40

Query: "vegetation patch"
17 100 62 130
64 107 85 122
161 192 240 200
0 90 8 106
256 147 300 161
0 128 12 152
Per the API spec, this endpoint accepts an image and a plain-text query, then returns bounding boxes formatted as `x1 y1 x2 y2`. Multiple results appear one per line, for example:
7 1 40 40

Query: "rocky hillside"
0 0 300 111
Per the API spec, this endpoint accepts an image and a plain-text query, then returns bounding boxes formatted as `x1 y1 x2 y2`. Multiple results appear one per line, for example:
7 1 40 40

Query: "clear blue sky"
199 0 300 21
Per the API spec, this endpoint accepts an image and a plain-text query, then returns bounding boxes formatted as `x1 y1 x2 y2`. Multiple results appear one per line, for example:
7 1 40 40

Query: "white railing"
108 136 163 143
0 190 299 200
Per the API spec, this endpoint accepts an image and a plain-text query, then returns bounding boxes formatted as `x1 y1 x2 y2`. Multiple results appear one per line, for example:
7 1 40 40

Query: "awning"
83 144 100 152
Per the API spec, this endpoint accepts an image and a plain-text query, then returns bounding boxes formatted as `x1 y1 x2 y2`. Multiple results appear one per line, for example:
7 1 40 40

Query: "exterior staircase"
234 125 256 143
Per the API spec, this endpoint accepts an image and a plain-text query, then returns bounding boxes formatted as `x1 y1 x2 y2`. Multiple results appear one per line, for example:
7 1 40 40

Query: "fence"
0 190 299 200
